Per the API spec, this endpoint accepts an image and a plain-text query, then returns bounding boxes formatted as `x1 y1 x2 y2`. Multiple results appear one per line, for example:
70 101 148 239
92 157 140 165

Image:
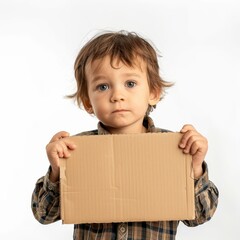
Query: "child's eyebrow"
90 73 141 83
122 73 142 78
90 75 107 84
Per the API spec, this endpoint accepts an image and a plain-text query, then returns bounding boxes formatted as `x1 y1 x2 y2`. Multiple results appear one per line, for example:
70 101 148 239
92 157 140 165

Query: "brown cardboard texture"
60 132 195 224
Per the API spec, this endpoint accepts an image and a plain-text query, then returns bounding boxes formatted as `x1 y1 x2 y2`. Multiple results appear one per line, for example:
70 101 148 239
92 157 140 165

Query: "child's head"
69 30 173 115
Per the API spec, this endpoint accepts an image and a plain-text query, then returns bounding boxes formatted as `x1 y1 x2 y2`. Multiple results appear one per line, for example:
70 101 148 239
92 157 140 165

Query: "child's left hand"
179 124 208 179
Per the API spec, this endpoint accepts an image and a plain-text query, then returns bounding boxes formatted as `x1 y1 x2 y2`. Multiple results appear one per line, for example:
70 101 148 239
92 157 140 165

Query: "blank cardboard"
60 132 195 224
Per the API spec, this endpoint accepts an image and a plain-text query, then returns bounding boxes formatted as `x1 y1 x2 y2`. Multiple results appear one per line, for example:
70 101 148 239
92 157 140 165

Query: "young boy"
32 30 218 239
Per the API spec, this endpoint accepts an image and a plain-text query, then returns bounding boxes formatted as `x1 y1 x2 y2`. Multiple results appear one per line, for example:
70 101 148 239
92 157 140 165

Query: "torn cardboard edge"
60 132 195 224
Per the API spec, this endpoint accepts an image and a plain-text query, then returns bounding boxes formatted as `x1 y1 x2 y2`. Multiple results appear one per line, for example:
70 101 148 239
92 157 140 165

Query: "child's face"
85 56 159 134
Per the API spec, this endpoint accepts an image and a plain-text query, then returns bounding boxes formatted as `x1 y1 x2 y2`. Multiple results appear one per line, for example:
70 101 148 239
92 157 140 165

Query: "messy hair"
68 30 173 113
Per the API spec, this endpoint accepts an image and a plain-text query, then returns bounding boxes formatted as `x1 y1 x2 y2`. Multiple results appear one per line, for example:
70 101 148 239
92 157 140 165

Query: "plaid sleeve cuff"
194 161 210 195
43 166 60 195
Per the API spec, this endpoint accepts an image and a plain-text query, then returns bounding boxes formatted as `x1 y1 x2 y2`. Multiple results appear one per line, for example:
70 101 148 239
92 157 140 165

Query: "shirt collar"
97 116 156 135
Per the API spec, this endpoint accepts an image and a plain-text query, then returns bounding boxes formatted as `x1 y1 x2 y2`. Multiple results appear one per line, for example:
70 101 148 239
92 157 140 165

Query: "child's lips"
112 109 129 113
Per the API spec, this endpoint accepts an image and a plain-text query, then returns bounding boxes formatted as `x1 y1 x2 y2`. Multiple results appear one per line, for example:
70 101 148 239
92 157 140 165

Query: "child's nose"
110 88 125 102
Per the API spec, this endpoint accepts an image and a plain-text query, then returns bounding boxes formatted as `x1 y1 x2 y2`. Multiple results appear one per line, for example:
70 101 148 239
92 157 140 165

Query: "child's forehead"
86 55 146 74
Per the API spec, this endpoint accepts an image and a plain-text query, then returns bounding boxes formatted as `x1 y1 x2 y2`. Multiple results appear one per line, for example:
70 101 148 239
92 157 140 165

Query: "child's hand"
46 131 76 182
179 125 208 179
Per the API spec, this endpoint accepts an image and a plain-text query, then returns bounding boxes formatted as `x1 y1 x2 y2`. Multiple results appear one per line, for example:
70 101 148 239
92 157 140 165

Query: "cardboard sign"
60 132 195 224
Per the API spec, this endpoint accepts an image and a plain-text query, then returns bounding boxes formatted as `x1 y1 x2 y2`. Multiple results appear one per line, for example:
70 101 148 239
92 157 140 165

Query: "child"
32 30 218 239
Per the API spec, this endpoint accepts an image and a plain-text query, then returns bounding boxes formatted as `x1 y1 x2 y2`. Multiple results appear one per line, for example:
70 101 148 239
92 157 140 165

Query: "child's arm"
183 162 219 226
179 125 219 225
31 132 76 224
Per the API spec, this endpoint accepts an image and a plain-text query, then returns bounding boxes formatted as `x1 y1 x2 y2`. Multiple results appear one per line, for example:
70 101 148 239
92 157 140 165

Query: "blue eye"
126 81 136 88
97 84 109 91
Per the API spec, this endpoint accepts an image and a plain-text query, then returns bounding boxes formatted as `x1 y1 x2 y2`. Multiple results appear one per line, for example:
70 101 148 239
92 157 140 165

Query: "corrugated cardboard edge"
60 160 66 223
186 153 195 219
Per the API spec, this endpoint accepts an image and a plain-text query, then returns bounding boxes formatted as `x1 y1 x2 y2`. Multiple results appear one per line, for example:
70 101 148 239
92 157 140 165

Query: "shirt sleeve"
182 161 219 227
31 167 61 224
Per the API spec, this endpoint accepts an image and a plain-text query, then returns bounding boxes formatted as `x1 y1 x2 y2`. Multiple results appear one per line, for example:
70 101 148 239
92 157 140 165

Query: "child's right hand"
46 131 76 182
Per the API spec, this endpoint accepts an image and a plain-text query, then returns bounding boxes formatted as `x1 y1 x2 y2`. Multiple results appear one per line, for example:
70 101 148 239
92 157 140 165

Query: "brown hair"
68 30 173 113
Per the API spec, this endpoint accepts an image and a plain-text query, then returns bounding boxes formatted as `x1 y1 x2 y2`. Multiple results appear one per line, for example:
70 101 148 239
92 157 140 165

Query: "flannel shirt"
32 117 219 240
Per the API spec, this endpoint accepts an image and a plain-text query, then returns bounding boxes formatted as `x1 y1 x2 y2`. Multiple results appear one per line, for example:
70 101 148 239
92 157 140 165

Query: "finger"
179 129 198 148
180 124 196 133
59 139 77 158
182 135 202 153
65 140 77 150
61 138 77 150
190 141 203 155
50 131 70 143
55 142 67 158
57 141 70 158
53 144 68 159
47 141 68 160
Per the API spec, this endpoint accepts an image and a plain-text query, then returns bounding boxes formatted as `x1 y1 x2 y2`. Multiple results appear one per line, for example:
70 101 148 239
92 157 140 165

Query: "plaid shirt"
32 117 219 240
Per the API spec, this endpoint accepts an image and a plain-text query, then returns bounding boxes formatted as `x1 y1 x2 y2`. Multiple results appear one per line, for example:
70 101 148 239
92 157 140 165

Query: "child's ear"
82 99 94 114
148 89 161 106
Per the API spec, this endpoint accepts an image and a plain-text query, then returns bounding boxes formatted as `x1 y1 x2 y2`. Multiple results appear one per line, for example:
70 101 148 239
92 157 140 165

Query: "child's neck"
104 125 147 134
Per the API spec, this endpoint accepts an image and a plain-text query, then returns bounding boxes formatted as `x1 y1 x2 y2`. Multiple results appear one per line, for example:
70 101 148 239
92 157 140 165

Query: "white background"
0 0 239 239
